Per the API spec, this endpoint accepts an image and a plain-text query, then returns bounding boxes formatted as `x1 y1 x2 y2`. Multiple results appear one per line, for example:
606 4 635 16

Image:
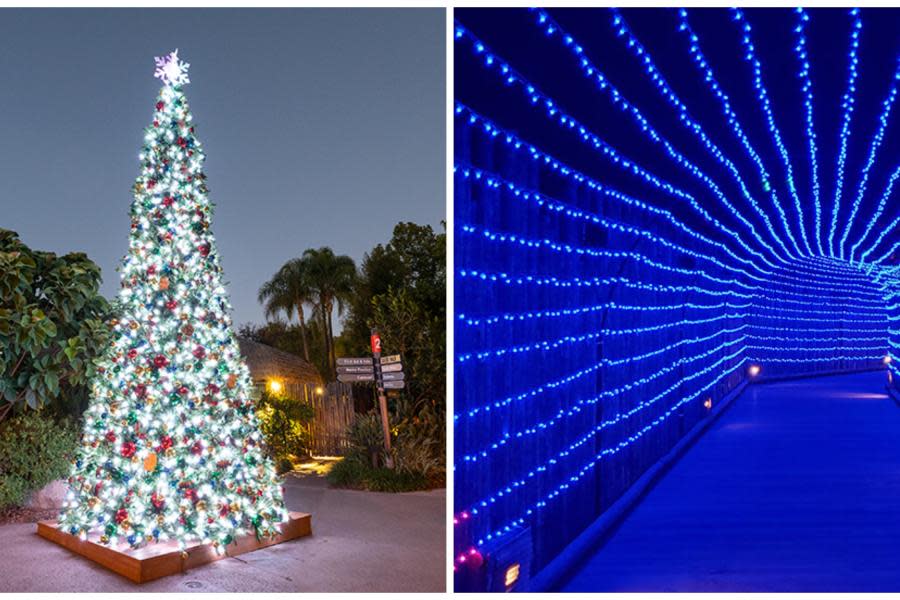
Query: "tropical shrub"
0 229 110 420
0 411 79 508
256 388 316 470
347 411 388 468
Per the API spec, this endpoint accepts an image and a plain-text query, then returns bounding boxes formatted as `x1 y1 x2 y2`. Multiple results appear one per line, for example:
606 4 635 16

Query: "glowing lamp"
703 397 712 410
504 562 521 588
268 379 283 393
748 364 761 378
884 355 892 365
315 386 324 396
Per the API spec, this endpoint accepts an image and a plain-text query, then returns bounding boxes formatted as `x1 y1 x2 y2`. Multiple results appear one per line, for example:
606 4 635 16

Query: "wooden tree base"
36 511 312 583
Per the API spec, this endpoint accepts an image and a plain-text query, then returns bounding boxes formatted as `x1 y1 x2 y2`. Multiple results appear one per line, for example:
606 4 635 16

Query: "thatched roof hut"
237 337 323 386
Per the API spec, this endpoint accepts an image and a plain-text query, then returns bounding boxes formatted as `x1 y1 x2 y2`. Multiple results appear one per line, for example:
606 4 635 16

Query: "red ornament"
127 349 138 360
158 435 173 451
105 431 116 443
155 101 164 111
151 493 165 511
153 120 159 127
192 346 206 359
121 442 137 458
206 383 220 394
165 299 177 311
190 441 204 455
178 385 189 396
465 549 484 569
115 508 129 524
153 355 168 369
147 179 156 190
147 265 157 276
198 243 211 257
162 196 175 207
134 384 147 399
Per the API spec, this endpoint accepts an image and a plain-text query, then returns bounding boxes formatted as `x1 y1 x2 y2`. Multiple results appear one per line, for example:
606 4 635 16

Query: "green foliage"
328 407 444 491
347 411 388 468
343 222 446 358
326 454 429 493
0 411 79 508
0 229 111 418
256 388 316 466
392 396 445 483
256 248 357 381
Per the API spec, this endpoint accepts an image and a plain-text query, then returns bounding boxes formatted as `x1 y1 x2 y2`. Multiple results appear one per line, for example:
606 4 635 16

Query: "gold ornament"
144 452 158 472
159 277 170 290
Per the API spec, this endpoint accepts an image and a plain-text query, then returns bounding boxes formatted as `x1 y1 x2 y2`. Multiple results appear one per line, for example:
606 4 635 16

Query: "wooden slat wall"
253 381 356 456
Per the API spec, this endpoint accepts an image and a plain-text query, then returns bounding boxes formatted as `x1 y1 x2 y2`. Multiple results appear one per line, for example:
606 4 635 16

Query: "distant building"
237 337 323 389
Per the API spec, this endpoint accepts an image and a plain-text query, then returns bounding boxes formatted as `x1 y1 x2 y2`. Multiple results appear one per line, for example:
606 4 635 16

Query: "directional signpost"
334 329 407 469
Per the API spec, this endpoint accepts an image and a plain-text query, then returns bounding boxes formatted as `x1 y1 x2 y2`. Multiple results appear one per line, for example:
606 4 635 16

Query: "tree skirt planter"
36 512 311 583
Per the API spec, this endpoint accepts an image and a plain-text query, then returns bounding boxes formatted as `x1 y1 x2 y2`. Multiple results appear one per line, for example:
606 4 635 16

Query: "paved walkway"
0 474 445 592
561 370 900 592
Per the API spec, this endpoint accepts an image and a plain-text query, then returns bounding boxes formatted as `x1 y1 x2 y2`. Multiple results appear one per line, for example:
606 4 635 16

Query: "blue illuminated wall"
453 7 900 589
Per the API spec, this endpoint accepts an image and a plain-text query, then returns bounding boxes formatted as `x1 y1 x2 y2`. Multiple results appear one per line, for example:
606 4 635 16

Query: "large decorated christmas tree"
58 50 288 551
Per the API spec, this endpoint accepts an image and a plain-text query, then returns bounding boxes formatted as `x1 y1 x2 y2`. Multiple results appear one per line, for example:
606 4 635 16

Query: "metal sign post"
335 331 406 470
371 329 394 469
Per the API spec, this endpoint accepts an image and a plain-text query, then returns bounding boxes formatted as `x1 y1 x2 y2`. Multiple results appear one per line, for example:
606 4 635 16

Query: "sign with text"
380 363 403 373
337 373 375 383
337 357 372 366
383 380 405 389
380 354 401 365
381 371 405 381
337 365 374 374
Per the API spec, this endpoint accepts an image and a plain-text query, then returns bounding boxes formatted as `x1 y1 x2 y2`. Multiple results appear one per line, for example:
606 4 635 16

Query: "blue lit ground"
560 370 900 592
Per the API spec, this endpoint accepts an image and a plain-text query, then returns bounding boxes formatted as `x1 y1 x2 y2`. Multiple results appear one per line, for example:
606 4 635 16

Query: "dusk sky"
0 8 445 328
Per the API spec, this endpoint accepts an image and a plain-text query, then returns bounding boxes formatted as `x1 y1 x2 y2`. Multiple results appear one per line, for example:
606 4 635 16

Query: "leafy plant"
0 411 79 508
326 454 429 492
256 388 316 467
348 411 389 468
0 229 111 419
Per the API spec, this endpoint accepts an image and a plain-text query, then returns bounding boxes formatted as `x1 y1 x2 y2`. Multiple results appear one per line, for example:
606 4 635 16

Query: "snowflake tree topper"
154 49 190 87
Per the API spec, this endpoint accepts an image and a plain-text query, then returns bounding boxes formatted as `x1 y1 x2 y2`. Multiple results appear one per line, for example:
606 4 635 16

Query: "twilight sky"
0 8 445 328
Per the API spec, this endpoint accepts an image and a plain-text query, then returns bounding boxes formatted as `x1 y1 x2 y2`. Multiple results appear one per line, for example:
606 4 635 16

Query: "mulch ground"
0 506 58 525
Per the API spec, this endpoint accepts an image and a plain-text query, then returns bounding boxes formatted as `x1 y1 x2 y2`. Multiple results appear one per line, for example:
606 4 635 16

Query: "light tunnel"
452 7 900 592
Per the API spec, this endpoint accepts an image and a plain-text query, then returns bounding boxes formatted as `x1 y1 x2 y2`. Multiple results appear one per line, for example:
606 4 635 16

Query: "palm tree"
302 247 357 377
257 258 314 362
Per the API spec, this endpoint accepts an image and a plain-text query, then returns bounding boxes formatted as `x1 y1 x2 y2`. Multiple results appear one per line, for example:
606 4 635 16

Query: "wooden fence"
281 381 356 456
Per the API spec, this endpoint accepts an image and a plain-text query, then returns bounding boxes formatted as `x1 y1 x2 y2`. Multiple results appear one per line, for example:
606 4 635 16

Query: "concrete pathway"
561 370 900 592
0 474 446 592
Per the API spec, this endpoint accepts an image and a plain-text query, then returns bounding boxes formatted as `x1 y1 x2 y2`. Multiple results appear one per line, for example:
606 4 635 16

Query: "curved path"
561 370 900 592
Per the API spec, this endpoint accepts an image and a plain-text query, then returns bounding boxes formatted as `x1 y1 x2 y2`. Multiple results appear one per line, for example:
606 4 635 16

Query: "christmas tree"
58 50 288 551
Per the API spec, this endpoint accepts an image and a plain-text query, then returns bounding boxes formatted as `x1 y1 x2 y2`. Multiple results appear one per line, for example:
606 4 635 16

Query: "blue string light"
453 7 900 581
454 21 788 268
827 8 863 257
841 58 900 259
731 8 813 256
793 8 824 256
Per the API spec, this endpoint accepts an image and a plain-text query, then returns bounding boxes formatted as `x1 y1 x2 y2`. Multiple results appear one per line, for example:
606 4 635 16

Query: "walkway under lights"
560 370 900 593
